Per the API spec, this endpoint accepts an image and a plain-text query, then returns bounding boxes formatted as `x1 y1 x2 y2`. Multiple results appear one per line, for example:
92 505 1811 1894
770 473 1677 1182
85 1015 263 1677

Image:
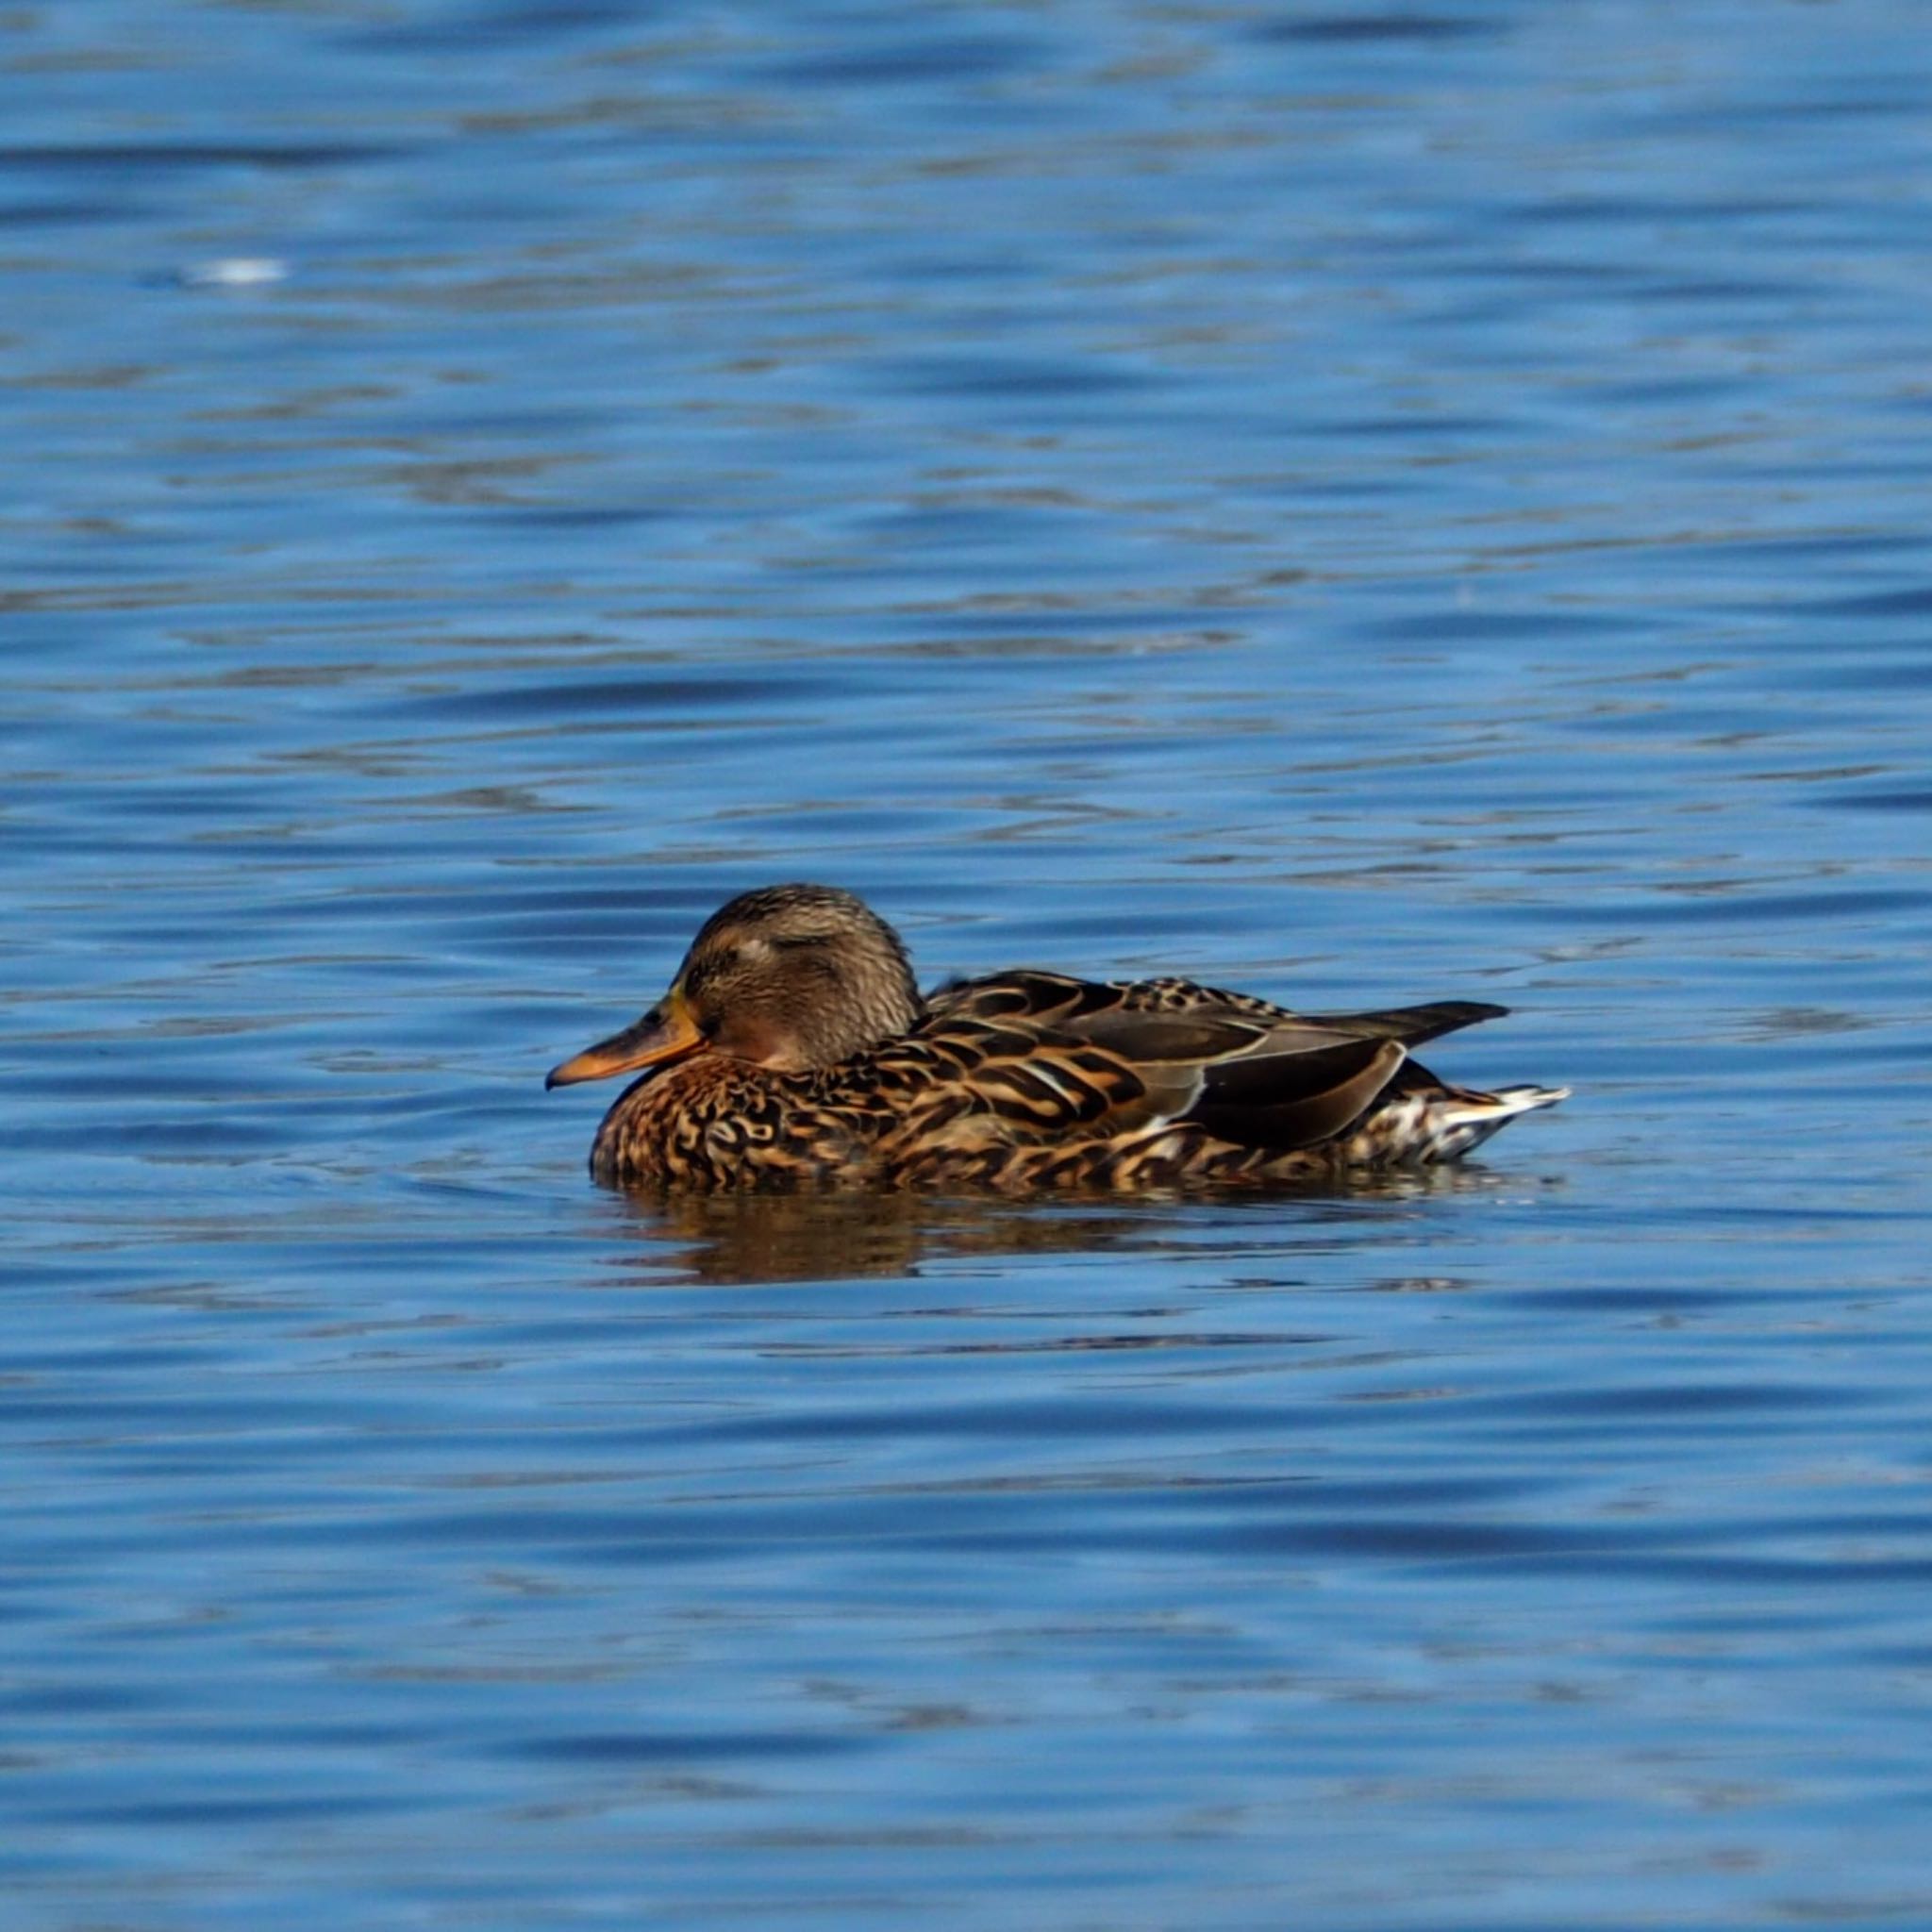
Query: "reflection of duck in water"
609 1170 1528 1288
548 885 1567 1192
601 1188 1181 1287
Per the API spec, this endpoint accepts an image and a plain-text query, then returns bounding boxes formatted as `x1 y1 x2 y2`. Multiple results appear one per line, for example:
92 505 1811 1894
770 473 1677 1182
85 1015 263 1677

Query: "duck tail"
1417 1083 1570 1162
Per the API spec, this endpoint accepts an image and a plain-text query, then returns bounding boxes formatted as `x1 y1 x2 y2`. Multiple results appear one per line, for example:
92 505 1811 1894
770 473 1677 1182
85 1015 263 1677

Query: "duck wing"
916 971 1511 1156
928 968 1504 1042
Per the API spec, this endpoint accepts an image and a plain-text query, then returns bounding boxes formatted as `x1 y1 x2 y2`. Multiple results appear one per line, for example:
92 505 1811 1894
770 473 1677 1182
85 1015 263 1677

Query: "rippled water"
8 2 1932 1925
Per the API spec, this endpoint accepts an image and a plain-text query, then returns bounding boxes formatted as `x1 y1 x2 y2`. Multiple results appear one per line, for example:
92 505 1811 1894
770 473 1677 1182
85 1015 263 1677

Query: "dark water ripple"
6 0 1932 1926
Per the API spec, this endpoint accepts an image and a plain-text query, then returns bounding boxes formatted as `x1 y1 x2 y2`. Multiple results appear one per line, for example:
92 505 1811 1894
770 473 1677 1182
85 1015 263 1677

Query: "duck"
546 883 1567 1191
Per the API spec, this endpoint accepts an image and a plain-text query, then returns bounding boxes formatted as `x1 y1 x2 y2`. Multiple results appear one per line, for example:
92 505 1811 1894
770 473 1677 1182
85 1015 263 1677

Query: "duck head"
546 883 924 1086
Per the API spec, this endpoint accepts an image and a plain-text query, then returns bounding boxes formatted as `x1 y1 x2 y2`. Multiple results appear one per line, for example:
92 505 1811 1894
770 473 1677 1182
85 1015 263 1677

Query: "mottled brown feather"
555 886 1567 1192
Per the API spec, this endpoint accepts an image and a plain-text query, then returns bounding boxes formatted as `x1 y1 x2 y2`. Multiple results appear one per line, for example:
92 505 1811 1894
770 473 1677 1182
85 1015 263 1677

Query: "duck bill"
545 991 703 1090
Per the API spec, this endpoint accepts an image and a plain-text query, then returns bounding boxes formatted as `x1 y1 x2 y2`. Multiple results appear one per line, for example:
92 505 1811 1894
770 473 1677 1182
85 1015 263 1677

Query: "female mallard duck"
547 884 1566 1191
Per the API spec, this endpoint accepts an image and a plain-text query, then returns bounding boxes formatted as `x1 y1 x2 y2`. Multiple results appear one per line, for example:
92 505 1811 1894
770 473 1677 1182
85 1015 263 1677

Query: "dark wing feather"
1186 1037 1404 1151
1293 1000 1507 1045
913 973 1514 1161
1044 1000 1408 1152
917 974 1424 1157
928 972 1506 1044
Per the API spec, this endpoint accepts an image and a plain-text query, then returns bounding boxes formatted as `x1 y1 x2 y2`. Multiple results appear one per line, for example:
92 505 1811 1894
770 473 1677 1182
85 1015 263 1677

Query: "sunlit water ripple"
5 2 1932 1926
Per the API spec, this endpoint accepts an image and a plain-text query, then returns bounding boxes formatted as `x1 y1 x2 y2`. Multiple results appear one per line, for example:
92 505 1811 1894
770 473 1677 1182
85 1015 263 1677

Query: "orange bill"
545 990 703 1089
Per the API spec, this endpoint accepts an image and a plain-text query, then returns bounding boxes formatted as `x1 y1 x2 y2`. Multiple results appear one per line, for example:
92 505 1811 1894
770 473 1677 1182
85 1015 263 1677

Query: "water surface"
6 2 1932 1925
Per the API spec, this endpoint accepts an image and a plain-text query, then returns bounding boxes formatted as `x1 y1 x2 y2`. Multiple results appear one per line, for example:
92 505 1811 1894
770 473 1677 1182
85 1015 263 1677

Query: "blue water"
7 1 1932 1924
